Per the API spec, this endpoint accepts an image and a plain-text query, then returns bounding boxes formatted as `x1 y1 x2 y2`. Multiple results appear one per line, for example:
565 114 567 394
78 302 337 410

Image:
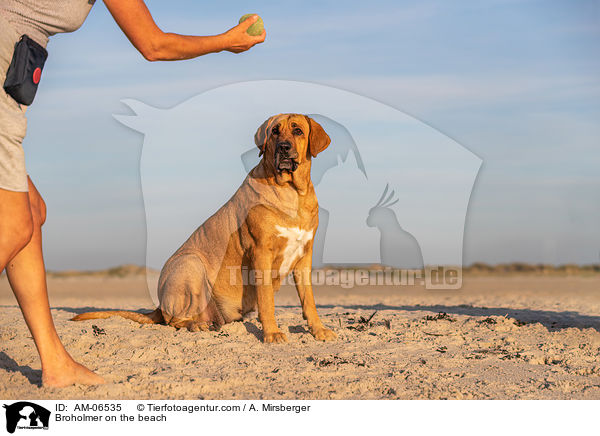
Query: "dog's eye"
271 126 280 135
293 128 303 135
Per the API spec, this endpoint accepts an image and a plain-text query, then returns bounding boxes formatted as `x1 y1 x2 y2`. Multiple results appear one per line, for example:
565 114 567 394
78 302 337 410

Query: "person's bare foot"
42 358 105 388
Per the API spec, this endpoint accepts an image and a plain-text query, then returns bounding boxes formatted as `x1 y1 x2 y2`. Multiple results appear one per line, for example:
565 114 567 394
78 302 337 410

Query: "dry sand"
1 273 599 399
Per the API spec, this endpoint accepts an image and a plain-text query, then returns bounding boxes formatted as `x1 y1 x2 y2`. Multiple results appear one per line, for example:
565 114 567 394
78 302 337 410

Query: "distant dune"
46 264 157 278
463 262 600 276
42 263 600 278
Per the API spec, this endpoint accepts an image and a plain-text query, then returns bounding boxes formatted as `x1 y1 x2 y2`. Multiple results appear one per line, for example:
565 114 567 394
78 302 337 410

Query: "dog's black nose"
277 141 292 152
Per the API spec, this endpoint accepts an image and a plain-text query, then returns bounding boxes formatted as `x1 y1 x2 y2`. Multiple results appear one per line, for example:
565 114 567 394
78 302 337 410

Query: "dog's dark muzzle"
275 141 299 173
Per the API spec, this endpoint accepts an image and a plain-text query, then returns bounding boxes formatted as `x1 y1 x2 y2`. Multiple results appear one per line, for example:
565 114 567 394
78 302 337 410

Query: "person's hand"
222 15 266 53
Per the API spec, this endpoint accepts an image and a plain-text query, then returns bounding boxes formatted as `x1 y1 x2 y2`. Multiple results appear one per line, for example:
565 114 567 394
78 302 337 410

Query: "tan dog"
73 114 337 343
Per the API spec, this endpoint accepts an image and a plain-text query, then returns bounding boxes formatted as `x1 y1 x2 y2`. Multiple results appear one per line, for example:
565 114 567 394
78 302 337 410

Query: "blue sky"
20 0 600 269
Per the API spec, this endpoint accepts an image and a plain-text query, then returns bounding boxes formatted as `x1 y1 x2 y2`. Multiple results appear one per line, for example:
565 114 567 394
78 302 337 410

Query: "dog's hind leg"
185 298 226 332
158 252 225 331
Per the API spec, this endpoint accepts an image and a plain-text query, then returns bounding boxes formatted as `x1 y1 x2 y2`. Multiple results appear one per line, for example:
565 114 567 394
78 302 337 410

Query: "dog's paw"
312 327 337 342
186 321 210 332
264 331 288 344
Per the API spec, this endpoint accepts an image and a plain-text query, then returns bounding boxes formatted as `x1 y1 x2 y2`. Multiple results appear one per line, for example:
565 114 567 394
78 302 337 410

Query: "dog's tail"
71 308 164 325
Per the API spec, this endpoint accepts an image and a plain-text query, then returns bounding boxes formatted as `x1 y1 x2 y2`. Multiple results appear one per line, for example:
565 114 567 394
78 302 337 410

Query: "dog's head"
254 114 330 180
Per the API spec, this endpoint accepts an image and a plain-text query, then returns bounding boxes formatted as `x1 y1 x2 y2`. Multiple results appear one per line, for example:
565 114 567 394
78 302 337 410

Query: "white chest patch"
275 225 314 276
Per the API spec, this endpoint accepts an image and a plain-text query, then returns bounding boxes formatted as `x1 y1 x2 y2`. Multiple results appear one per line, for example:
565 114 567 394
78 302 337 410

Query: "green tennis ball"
239 14 264 36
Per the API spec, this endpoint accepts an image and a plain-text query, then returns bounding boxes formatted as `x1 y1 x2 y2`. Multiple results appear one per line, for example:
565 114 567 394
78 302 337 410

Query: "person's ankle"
41 347 74 372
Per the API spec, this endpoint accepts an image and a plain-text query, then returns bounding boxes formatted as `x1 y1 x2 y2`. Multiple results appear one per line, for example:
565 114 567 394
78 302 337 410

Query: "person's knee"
29 189 47 227
17 218 34 249
0 189 35 260
0 213 33 255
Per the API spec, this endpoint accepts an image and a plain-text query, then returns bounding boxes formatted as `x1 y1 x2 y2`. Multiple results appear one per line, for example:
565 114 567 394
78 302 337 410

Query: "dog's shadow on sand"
55 306 152 315
287 304 600 332
243 322 263 341
0 352 42 387
52 304 600 333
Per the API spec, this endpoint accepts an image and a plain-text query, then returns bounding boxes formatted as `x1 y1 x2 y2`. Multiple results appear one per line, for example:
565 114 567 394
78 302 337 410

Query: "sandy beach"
1 272 599 400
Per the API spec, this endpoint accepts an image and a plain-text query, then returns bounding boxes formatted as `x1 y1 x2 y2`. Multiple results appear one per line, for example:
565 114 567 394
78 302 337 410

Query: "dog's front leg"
253 252 287 343
292 250 337 342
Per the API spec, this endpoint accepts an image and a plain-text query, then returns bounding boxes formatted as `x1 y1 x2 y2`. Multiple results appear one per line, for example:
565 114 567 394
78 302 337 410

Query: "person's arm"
102 0 266 61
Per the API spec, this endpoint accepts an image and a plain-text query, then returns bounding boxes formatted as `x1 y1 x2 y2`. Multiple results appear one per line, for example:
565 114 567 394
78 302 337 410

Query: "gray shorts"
0 13 28 192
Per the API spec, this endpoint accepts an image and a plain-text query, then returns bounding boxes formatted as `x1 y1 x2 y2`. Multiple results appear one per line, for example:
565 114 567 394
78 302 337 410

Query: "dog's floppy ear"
305 116 331 158
254 116 275 157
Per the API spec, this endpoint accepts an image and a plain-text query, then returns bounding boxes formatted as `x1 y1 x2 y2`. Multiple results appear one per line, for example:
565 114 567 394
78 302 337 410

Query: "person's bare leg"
1 179 104 387
0 189 32 267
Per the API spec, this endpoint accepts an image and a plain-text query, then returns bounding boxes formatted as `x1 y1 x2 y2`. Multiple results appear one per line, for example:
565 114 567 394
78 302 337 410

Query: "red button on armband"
32 67 42 84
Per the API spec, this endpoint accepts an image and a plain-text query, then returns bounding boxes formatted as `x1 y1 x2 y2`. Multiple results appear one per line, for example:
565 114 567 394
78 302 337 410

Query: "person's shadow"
0 352 42 387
